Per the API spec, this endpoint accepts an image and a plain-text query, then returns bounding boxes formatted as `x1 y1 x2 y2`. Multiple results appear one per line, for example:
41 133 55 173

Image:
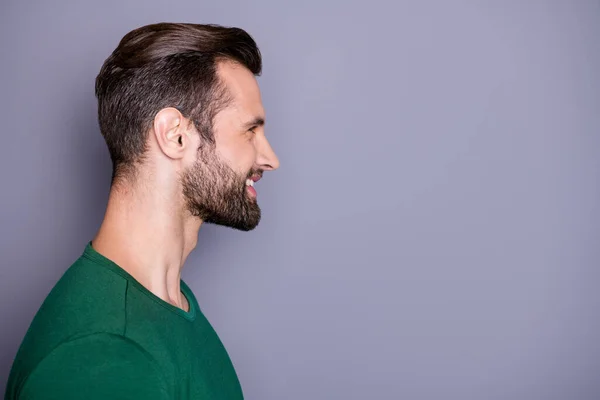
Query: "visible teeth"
246 179 254 187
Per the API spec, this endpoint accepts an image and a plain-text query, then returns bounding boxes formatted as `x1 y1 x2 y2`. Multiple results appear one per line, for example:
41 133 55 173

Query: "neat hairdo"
95 22 262 183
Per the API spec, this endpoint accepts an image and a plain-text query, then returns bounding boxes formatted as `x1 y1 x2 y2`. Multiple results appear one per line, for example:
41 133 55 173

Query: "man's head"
95 23 279 231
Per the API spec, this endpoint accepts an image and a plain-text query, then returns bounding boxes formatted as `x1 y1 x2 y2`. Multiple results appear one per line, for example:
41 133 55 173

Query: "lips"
250 173 262 182
245 172 262 198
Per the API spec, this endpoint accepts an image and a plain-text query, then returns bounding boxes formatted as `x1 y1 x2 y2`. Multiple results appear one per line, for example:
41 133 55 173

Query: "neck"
91 180 202 311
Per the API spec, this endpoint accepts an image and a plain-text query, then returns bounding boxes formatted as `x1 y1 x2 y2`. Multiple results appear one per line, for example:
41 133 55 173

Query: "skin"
91 60 279 311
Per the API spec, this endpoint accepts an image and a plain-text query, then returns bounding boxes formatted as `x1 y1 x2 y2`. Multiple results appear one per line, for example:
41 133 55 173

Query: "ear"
152 107 193 160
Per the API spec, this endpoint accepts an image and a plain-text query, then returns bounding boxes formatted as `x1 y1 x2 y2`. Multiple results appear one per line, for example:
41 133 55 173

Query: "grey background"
1 0 599 399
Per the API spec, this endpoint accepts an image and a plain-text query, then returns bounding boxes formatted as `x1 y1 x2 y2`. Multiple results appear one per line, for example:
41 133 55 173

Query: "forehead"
216 60 264 121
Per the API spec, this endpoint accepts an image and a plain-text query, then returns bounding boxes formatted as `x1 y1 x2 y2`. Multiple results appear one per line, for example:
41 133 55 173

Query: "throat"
180 291 190 312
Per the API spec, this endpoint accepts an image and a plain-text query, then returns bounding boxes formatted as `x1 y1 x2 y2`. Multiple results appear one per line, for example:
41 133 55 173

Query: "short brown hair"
95 22 262 183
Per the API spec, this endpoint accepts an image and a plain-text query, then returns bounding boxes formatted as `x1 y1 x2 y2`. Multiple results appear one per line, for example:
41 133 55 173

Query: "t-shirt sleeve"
19 333 171 400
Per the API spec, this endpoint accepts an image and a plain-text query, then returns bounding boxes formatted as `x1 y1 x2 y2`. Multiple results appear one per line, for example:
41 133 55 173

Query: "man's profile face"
180 61 279 231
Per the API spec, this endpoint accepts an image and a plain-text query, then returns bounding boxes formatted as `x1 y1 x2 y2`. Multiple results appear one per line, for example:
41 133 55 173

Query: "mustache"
247 170 263 179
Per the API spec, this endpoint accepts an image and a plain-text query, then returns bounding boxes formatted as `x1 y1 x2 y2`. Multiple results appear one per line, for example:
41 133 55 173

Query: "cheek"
216 140 256 174
238 143 257 173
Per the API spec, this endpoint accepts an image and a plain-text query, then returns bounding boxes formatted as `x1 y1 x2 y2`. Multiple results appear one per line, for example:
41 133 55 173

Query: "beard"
180 145 261 231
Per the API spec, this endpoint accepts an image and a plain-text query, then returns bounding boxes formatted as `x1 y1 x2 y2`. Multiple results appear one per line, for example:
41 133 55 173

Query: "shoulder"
30 254 130 336
18 333 171 400
6 256 132 397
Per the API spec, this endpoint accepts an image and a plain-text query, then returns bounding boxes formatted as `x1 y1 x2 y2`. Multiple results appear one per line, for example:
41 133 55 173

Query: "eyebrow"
242 116 265 130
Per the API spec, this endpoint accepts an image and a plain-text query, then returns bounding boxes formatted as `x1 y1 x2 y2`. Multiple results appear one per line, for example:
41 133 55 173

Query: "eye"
246 127 258 139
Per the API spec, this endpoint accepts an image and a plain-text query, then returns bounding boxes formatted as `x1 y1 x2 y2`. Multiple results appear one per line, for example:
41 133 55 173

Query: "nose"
256 135 280 171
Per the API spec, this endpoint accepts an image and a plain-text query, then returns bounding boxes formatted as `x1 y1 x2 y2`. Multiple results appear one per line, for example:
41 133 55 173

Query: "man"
5 22 279 400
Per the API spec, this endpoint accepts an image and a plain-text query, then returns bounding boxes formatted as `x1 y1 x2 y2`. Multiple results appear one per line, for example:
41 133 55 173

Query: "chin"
203 211 261 232
206 220 260 232
234 224 258 232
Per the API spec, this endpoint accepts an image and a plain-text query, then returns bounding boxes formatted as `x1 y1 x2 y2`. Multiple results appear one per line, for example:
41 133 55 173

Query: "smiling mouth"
245 172 263 198
245 177 257 198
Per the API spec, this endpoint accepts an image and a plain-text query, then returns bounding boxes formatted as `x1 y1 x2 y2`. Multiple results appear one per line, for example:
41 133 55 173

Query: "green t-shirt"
5 242 244 400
